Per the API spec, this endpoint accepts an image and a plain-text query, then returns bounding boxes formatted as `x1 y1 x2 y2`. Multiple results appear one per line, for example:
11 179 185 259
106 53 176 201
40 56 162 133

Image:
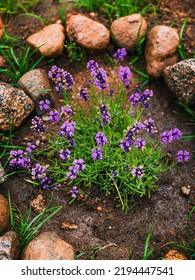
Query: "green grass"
71 0 160 21
64 39 86 64
8 191 62 249
0 45 44 83
0 0 42 14
178 17 189 60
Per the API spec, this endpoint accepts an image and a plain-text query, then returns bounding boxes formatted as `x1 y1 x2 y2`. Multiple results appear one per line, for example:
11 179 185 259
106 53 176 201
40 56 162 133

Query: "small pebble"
181 186 191 196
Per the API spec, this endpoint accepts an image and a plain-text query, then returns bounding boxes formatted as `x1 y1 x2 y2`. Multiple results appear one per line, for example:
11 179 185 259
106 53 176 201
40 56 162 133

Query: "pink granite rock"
0 231 20 260
111 14 147 51
145 25 179 78
66 14 110 50
0 194 10 234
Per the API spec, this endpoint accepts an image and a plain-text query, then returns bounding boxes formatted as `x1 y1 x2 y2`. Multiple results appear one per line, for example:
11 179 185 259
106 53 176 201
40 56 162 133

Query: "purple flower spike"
59 149 71 161
95 67 108 91
39 99 51 111
134 138 146 149
91 147 103 160
177 150 190 163
99 104 111 126
26 142 36 153
31 163 48 180
61 105 73 116
118 66 131 89
9 149 30 170
113 48 127 61
70 186 79 198
59 120 76 138
49 110 61 123
40 176 52 190
78 88 90 101
131 166 144 178
143 118 157 134
161 128 182 144
48 65 74 92
67 159 86 179
95 132 108 147
31 116 45 132
120 138 133 152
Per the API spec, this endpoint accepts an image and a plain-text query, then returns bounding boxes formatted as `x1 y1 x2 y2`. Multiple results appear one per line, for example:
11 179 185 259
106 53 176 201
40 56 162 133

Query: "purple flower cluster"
91 147 103 160
134 138 146 149
9 150 30 171
39 99 51 111
112 170 118 177
61 105 73 116
78 88 90 101
59 149 71 161
131 166 144 178
99 104 111 126
48 65 74 92
70 186 79 198
120 138 133 152
143 118 157 134
31 163 48 180
95 67 108 91
87 60 99 74
31 116 45 132
26 142 36 153
49 110 61 123
129 89 153 108
160 128 182 144
113 48 127 61
59 120 76 138
118 66 131 89
177 150 190 163
40 176 52 190
67 159 86 179
95 132 108 147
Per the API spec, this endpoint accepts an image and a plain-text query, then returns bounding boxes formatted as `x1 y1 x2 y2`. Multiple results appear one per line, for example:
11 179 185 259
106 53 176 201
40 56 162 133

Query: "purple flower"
113 48 127 61
109 89 114 97
67 159 86 179
49 110 61 123
160 128 182 144
95 67 108 91
99 104 111 126
26 142 36 153
31 116 45 132
91 147 103 160
129 90 140 107
48 65 74 92
134 138 146 149
68 138 76 147
131 166 144 178
95 132 108 147
120 138 133 152
40 176 52 190
125 128 134 140
177 150 190 163
118 66 131 89
171 128 182 141
54 183 61 190
139 89 153 108
112 170 118 177
59 149 71 161
39 99 51 111
78 88 89 101
160 131 171 144
143 118 157 134
61 105 73 116
9 149 30 170
31 163 48 180
87 60 99 73
132 122 144 135
59 120 76 138
70 186 79 198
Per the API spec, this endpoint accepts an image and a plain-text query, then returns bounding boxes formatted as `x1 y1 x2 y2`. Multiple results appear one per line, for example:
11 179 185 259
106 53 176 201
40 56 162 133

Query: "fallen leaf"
61 220 78 230
30 194 46 214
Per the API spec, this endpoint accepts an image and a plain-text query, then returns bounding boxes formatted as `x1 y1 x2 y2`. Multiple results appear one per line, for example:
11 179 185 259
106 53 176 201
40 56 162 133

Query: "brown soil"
0 0 195 260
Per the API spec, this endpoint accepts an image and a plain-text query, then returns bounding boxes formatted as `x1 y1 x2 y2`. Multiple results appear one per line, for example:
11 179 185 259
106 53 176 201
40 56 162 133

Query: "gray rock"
0 161 6 184
66 14 110 50
163 59 195 105
22 231 75 260
0 231 20 260
0 194 10 234
27 23 65 57
111 14 148 51
18 69 55 115
0 82 34 131
145 25 179 78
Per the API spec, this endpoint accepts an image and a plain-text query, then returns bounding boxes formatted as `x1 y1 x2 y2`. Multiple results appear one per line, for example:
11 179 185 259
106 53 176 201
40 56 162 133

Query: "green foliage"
71 0 159 20
8 192 62 249
0 0 42 14
178 17 189 60
64 40 86 64
0 45 44 83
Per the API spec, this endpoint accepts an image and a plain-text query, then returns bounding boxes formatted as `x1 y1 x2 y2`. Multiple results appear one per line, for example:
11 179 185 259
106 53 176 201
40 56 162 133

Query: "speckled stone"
66 14 110 50
145 25 179 78
0 161 6 184
22 231 75 260
0 82 34 131
163 59 195 105
27 23 65 57
18 69 55 115
0 231 20 260
111 14 148 51
0 194 10 234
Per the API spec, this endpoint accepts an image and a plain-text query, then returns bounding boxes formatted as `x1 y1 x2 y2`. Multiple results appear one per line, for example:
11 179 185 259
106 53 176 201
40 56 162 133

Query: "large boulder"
0 82 34 131
163 59 195 105
111 14 147 51
0 194 10 234
27 23 65 57
22 231 75 260
66 14 110 50
145 25 179 78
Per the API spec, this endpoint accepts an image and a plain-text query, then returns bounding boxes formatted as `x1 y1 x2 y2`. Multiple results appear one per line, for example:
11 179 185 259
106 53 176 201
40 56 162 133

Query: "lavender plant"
8 49 190 211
